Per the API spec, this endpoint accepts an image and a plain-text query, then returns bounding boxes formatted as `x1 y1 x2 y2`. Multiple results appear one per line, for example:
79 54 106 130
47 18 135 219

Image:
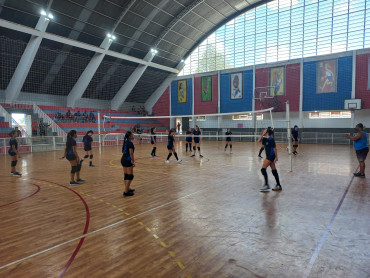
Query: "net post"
98 112 101 155
269 109 274 130
53 136 56 150
286 101 292 172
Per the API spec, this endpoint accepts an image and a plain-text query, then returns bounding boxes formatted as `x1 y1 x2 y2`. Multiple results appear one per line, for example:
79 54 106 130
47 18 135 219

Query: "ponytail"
67 130 77 143
151 127 155 133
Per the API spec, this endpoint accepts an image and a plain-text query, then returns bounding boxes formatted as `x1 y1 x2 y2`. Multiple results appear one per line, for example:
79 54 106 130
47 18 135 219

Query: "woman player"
150 127 157 157
165 129 182 163
83 130 95 167
291 125 299 155
121 131 135 196
8 130 21 176
61 130 85 186
258 127 273 158
185 127 193 153
191 125 203 158
258 128 282 191
224 128 232 153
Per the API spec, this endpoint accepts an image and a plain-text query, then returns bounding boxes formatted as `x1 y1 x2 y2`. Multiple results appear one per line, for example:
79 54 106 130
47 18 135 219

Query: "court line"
0 183 40 208
302 166 359 278
0 183 208 272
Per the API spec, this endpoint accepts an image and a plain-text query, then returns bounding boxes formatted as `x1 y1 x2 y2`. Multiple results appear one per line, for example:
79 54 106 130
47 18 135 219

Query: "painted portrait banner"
177 80 187 103
317 59 337 93
230 72 243 100
201 76 212 101
269 66 285 96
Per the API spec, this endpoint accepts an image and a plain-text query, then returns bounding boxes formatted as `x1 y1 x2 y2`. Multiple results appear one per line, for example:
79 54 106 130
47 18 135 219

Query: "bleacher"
38 105 170 135
0 116 13 138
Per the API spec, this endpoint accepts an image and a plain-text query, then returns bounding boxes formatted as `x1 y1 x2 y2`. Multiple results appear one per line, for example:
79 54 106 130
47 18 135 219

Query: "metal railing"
33 104 66 137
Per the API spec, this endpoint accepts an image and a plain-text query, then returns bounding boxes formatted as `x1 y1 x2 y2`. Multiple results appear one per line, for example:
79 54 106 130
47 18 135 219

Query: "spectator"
89 111 95 123
32 121 37 136
14 126 22 138
56 112 62 122
39 120 50 136
177 122 181 133
66 110 72 121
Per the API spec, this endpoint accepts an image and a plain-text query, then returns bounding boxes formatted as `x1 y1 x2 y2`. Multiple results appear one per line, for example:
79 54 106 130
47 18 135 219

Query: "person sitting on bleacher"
56 112 62 122
66 110 73 122
89 112 95 123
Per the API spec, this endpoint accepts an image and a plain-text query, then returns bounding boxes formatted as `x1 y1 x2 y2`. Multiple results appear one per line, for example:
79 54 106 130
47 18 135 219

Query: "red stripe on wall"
152 86 170 126
194 74 219 115
356 53 370 109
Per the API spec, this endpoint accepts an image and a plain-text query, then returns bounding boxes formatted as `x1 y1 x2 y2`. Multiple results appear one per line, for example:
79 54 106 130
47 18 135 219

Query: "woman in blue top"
345 123 369 178
8 130 21 176
83 130 95 167
165 129 182 163
150 127 157 157
121 131 135 196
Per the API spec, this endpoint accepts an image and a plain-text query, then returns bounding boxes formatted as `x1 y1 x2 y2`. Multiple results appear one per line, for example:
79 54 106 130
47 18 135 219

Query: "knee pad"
153 147 156 150
11 160 17 167
90 155 93 159
293 145 298 148
84 155 89 159
124 173 129 180
77 164 81 172
71 166 78 174
193 146 196 151
197 147 200 151
127 174 134 181
225 144 228 148
261 168 267 175
272 169 278 176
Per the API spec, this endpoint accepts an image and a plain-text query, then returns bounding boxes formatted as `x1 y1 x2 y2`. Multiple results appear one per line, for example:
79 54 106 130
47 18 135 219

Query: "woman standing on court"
185 127 193 153
224 128 232 154
345 123 368 178
191 125 203 158
258 128 282 191
121 131 135 196
291 125 299 155
8 130 21 176
165 129 182 163
150 127 157 157
61 130 85 186
258 127 272 158
83 130 95 167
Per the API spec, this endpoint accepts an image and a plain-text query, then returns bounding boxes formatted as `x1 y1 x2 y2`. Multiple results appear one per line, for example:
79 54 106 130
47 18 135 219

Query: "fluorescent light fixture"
151 48 158 54
107 33 116 40
41 10 47 16
107 33 112 38
48 13 54 19
181 59 185 63
112 35 116 40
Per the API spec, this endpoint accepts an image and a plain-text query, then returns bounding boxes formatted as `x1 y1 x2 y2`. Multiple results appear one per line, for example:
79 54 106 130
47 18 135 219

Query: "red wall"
152 86 170 126
356 53 370 109
194 74 218 115
255 63 300 112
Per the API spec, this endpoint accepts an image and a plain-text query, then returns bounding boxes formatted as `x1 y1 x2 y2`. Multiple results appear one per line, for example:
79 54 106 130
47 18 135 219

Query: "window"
179 0 368 76
309 111 352 119
233 114 263 120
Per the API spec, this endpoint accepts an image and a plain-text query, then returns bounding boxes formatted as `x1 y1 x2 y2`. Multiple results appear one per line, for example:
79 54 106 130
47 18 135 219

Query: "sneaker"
69 181 79 186
177 159 182 163
165 160 170 163
272 185 282 191
129 189 135 193
191 154 195 157
260 185 270 192
123 191 134 197
12 172 22 177
76 179 85 184
10 172 14 175
353 172 366 178
153 155 158 157
258 155 263 158
150 154 154 157
199 154 204 158
230 151 233 154
89 164 96 168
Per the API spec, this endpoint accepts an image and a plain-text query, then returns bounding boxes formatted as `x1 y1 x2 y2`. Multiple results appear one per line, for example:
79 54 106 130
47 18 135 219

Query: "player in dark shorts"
258 127 273 158
258 129 282 191
8 130 21 176
83 130 95 167
165 129 182 163
345 123 369 177
191 125 203 158
61 130 85 186
291 125 299 155
150 127 157 157
121 131 136 196
224 128 232 154
185 127 193 153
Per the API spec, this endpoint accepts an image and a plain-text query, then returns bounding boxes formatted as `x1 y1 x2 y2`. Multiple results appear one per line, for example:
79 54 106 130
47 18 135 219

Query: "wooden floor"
0 141 369 278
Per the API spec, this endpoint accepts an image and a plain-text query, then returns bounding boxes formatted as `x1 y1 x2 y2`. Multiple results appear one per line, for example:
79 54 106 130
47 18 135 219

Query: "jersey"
151 132 156 143
226 131 232 142
66 138 76 155
83 135 93 148
9 138 18 154
354 131 368 151
122 140 135 161
291 129 299 140
168 134 175 148
193 130 201 143
262 137 276 159
186 130 192 142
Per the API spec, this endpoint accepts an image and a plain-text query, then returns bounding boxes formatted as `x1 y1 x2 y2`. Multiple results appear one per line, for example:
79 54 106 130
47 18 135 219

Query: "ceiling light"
48 13 54 19
151 48 158 54
41 10 47 16
112 35 116 40
181 59 185 63
107 33 112 38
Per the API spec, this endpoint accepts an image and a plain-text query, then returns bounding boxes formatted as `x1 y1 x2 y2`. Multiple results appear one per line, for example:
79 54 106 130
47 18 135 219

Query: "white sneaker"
165 160 170 163
177 159 182 163
230 151 233 154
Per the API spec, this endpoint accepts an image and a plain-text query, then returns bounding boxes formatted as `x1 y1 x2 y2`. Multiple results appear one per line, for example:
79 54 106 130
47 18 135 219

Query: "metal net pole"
98 112 101 154
286 101 292 172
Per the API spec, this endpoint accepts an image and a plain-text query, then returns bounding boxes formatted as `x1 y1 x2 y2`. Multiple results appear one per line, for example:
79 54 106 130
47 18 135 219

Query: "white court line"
0 187 209 271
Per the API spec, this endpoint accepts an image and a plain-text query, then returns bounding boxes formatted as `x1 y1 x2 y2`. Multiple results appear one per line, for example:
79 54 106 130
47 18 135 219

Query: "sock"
186 144 188 152
89 161 92 166
151 148 155 155
154 147 157 155
258 147 264 156
167 153 172 160
272 170 280 186
261 168 268 185
174 152 178 160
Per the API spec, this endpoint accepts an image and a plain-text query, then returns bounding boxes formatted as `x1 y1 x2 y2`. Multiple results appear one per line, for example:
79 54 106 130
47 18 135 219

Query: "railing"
33 104 66 137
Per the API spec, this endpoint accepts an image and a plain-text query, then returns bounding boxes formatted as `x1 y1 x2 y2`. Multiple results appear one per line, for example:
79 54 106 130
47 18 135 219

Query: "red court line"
0 184 40 208
34 179 90 278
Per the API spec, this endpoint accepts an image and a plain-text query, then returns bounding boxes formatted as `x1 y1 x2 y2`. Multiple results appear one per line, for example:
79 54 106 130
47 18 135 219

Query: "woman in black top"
83 130 95 167
121 131 135 196
291 125 299 155
150 127 157 157
185 127 193 153
165 129 182 163
191 125 203 158
258 127 273 158
8 130 21 176
224 128 232 154
61 130 85 186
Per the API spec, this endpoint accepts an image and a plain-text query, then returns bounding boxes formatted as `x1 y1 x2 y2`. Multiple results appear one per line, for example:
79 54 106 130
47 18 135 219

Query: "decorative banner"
269 66 285 96
201 76 212 101
317 59 337 93
177 80 187 103
230 72 243 100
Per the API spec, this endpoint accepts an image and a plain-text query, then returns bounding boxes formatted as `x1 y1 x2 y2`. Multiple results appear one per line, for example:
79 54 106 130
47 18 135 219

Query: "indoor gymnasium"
0 0 370 277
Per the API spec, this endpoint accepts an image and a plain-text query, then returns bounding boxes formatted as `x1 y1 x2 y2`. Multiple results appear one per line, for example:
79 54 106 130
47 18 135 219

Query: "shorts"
194 138 200 144
356 147 369 162
167 145 174 150
226 138 231 142
292 137 298 142
121 157 133 167
66 154 77 161
8 150 16 156
84 146 92 151
186 139 192 143
151 141 156 145
266 155 276 162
